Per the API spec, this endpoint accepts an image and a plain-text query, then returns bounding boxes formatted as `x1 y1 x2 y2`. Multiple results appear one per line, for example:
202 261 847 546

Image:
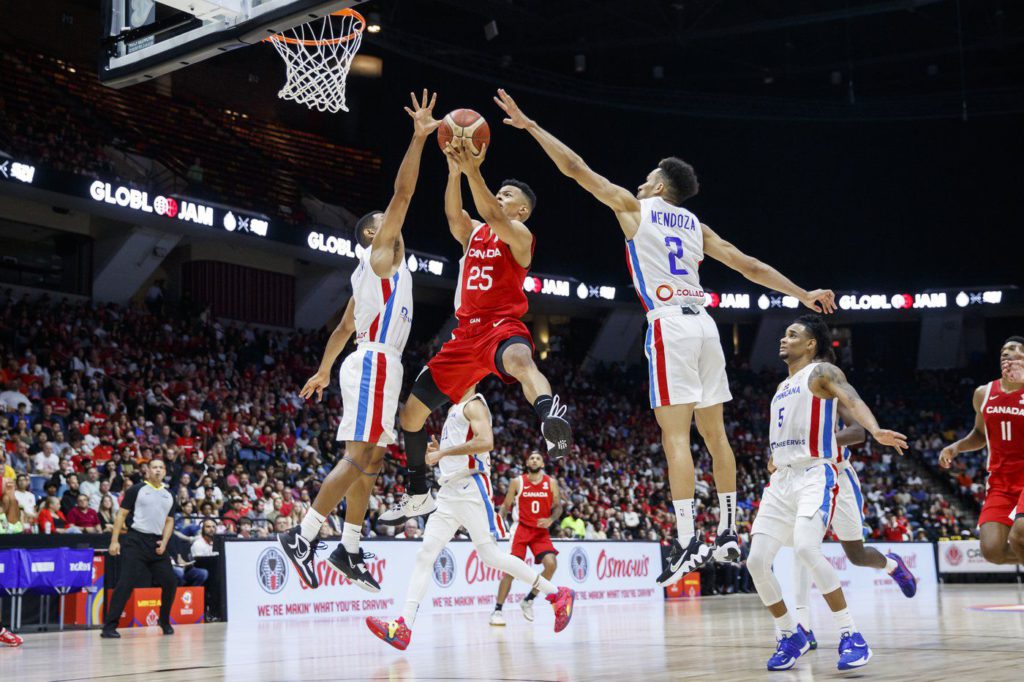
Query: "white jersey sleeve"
625 196 706 310
350 246 413 355
768 362 842 468
436 394 491 486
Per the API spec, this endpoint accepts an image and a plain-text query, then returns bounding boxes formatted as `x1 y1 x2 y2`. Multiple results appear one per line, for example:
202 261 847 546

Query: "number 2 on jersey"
467 265 493 290
664 237 689 275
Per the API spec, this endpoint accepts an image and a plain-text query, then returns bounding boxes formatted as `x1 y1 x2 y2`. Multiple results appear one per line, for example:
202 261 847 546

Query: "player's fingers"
403 107 414 117
429 91 437 109
493 95 507 110
409 91 418 109
421 88 428 107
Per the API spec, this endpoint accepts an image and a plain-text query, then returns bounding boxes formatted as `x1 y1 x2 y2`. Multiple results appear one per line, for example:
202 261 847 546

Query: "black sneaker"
327 546 382 593
160 623 174 635
100 628 121 639
712 530 740 563
656 535 714 587
541 395 572 460
278 526 321 589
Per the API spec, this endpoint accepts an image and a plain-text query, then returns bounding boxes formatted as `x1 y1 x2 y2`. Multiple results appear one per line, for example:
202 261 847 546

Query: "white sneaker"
489 610 506 626
378 492 437 526
520 598 535 622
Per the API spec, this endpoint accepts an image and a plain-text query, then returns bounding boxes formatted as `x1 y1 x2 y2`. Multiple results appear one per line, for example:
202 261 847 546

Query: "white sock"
672 499 695 543
794 606 811 631
342 522 362 554
717 492 737 533
774 611 797 636
532 574 556 597
299 508 326 541
832 607 855 636
401 600 419 627
884 556 898 574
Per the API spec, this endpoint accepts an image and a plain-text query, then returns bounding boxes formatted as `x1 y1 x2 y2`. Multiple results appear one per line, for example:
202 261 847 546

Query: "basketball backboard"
100 0 362 88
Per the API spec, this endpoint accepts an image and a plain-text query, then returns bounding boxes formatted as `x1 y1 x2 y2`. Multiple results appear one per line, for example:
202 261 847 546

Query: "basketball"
437 109 490 155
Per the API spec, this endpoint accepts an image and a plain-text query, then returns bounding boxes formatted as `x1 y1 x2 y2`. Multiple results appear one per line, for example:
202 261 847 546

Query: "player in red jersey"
489 451 562 626
381 142 573 525
940 336 1024 566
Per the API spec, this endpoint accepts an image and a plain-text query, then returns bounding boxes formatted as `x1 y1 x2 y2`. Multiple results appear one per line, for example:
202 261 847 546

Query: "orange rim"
264 8 365 46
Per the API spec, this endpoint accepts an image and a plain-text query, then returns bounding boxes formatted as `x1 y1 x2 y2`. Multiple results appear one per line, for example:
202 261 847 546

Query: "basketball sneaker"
837 631 872 670
0 627 24 647
656 535 714 587
541 395 572 460
520 597 535 622
366 616 412 651
278 526 322 589
766 628 810 671
885 552 918 598
378 492 437 526
489 609 507 626
712 529 740 563
546 586 575 633
798 624 817 650
327 546 381 592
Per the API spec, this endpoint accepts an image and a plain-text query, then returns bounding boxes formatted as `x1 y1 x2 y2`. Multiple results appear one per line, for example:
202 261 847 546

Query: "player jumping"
366 390 575 649
494 88 835 585
380 136 573 526
490 450 562 626
278 91 439 590
939 336 1024 566
747 315 907 671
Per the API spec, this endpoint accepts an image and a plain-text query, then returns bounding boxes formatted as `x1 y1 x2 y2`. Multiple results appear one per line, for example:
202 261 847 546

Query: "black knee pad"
494 335 533 378
410 367 450 412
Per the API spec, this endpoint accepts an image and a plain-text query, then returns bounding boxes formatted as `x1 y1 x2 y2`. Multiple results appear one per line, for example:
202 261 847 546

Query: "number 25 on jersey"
467 265 493 291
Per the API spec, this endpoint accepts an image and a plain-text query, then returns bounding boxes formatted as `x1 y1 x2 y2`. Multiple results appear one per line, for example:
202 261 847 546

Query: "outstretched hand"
938 445 958 469
405 89 440 138
801 289 837 314
493 88 532 129
299 370 331 402
425 435 442 466
872 428 909 455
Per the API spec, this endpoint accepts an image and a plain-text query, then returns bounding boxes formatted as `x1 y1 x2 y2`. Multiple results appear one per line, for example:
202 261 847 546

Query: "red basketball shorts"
427 318 534 403
509 523 557 561
979 475 1024 528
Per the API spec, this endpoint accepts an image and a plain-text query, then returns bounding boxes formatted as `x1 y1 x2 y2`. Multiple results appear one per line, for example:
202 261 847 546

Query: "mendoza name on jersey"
649 210 697 231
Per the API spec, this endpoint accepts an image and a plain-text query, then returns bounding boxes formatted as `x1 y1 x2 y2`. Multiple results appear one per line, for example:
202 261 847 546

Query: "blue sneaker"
886 552 917 598
837 631 872 671
767 628 810 671
798 624 817 650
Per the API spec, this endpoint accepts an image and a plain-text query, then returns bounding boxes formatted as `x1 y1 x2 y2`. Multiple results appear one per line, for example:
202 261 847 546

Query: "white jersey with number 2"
625 196 706 310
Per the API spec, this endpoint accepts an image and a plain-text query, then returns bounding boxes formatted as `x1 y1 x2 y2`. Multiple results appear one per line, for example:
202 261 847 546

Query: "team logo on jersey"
257 547 288 594
432 547 457 588
944 546 963 567
569 547 589 583
656 285 674 302
543 481 549 490
400 306 411 323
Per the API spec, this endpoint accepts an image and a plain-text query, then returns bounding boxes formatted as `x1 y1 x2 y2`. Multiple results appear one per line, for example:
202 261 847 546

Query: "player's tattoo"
810 363 863 403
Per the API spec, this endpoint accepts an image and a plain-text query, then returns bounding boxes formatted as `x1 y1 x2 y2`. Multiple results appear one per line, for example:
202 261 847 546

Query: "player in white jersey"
278 91 440 591
789 417 918 651
365 390 576 650
493 89 836 584
747 315 907 671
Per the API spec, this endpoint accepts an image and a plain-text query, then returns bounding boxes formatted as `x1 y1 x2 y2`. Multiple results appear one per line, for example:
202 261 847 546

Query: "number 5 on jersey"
467 265 493 290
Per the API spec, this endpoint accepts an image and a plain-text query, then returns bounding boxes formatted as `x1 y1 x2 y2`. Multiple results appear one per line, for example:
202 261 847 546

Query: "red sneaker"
365 616 412 650
0 627 24 647
546 587 576 633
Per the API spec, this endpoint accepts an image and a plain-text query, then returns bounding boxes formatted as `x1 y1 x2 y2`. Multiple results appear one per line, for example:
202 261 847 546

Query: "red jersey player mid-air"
940 336 1024 566
490 451 562 626
380 139 573 526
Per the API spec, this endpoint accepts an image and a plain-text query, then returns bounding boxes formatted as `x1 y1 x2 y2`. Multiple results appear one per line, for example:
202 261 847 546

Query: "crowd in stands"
1 292 986 595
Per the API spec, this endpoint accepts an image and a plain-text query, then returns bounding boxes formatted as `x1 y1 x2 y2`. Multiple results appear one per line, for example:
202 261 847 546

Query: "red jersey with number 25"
454 223 534 326
514 474 553 529
982 379 1024 483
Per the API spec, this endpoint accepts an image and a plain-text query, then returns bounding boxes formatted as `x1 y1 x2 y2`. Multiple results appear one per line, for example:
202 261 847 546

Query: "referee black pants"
103 531 178 630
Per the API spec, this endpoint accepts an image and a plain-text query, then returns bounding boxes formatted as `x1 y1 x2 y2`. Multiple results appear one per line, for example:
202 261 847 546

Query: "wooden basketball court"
6 584 1023 681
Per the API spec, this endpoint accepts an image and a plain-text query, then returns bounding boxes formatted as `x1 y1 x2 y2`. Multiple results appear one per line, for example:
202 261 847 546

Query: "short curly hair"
656 157 699 203
794 314 836 363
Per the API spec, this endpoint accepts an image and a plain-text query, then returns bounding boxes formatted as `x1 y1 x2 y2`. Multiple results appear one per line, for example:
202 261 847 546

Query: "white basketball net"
266 10 365 114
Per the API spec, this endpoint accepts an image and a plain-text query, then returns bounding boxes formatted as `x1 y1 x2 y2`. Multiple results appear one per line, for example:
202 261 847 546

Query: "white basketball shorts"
424 473 507 546
751 462 840 545
337 343 403 446
830 464 866 542
644 306 732 409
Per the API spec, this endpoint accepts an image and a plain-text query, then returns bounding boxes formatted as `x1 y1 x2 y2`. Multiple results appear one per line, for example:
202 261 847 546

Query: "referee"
101 459 179 638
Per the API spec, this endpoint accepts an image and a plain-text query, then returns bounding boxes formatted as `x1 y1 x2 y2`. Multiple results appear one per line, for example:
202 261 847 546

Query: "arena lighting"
757 295 770 311
367 12 382 34
0 159 35 184
838 292 948 311
704 293 751 310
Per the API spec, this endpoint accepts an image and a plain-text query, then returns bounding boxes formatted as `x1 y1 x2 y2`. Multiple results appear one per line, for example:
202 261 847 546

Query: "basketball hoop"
264 9 365 114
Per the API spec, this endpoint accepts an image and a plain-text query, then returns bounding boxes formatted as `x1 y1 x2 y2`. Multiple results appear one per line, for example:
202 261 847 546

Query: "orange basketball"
437 108 490 155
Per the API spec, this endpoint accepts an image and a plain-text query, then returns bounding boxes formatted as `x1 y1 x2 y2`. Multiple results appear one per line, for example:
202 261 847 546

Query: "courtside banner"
224 539 662 623
937 540 1019 574
774 541 938 605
